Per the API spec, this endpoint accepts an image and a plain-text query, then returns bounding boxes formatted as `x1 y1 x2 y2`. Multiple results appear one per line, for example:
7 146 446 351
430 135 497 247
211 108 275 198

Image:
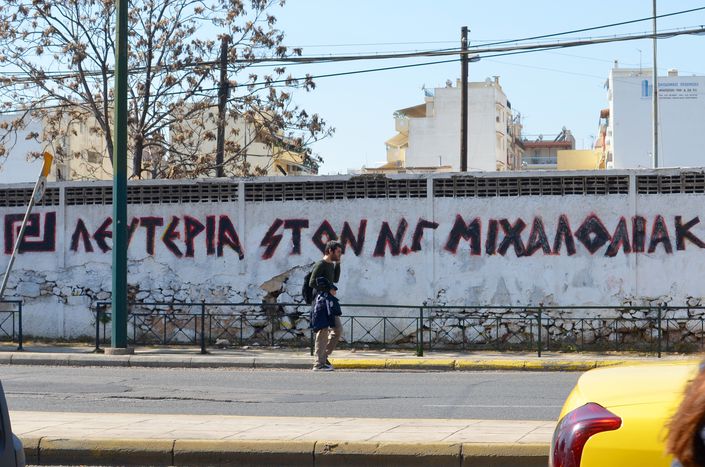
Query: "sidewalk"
12 411 553 466
0 342 695 371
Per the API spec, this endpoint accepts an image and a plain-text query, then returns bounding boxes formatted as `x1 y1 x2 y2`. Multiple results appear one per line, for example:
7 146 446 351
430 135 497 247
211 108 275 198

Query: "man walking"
309 240 343 371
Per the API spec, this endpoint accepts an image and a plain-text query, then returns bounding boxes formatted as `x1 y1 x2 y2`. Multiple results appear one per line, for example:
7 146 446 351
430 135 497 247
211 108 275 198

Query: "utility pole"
111 0 129 351
216 35 230 178
652 0 659 168
460 26 468 172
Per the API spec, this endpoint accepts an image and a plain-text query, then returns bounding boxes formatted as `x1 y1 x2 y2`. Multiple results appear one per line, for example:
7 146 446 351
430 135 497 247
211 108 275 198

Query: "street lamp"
110 0 129 353
652 0 659 169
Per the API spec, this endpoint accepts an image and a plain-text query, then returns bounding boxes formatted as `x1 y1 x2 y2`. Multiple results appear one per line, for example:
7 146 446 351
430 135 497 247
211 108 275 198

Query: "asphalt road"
2 366 581 420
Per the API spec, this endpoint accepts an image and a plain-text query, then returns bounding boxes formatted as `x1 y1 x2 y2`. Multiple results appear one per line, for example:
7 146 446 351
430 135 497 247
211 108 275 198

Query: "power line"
276 40 458 48
542 50 705 76
2 25 705 115
200 25 704 69
461 5 705 50
242 6 705 63
469 26 705 56
242 26 705 63
3 5 705 79
0 58 460 114
257 6 705 51
246 24 705 69
3 23 704 86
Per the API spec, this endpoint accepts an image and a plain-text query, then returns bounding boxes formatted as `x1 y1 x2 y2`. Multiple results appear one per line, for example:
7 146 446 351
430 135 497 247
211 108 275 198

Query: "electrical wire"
2 24 705 115
456 5 705 50
2 23 703 86
275 40 459 48
236 26 705 64
242 6 705 61
247 6 705 54
3 5 705 78
0 58 460 114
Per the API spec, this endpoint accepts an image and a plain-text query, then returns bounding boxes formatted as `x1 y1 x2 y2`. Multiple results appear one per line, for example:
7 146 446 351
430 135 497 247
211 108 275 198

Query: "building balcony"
523 156 557 165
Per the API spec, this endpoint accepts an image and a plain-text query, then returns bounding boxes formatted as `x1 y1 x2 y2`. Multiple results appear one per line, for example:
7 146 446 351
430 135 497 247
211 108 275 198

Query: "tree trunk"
105 124 114 167
132 136 143 179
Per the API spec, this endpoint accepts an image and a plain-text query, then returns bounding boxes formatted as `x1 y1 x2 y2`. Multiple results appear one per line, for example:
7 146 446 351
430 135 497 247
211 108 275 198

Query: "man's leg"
325 316 343 357
313 328 330 368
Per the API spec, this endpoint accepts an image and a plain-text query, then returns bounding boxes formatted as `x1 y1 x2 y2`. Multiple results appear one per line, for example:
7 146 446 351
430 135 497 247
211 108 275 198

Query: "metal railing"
0 300 23 350
93 302 425 356
92 302 705 358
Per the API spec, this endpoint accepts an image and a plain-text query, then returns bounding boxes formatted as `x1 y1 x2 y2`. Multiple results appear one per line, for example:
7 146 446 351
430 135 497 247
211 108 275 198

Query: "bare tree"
0 0 331 179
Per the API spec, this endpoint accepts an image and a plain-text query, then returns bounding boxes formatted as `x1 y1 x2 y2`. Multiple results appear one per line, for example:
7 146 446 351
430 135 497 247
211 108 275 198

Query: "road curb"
462 443 548 466
36 437 174 465
20 436 41 465
454 359 527 371
521 360 599 371
454 359 603 371
385 358 456 370
22 437 549 466
330 358 387 369
173 439 314 466
254 358 313 369
0 351 644 371
315 441 461 466
190 356 255 368
68 354 130 367
10 353 72 366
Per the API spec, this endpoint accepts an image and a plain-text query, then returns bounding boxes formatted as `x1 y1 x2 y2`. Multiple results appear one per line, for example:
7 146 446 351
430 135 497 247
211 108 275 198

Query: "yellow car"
550 360 700 467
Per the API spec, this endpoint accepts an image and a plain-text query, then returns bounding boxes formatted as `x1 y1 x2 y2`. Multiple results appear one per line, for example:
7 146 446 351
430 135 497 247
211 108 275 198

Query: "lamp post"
652 0 659 168
111 0 129 351
460 26 468 172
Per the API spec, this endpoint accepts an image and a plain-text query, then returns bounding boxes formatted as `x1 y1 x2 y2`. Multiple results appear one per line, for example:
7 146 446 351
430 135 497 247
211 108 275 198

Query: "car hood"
568 360 700 411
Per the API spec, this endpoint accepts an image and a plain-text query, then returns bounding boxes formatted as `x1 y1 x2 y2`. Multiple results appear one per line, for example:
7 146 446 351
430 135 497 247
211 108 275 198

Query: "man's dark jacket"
308 260 340 292
310 292 342 332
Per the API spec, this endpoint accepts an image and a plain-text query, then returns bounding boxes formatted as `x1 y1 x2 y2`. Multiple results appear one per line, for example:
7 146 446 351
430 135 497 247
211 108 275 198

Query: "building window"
85 150 102 164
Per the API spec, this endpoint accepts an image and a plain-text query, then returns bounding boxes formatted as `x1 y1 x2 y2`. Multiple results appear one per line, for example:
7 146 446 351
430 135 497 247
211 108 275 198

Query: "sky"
4 0 705 181
269 0 705 174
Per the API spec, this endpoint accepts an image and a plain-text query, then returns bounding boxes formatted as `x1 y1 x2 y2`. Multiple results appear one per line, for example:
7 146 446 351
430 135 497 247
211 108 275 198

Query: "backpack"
302 270 314 305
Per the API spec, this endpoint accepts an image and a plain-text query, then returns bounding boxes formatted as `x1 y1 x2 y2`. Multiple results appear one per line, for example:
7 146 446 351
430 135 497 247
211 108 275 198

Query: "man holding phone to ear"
309 240 343 371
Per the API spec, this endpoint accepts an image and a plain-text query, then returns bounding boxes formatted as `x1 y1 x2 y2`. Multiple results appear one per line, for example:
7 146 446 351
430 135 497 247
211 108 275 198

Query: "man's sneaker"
325 358 333 369
313 364 334 371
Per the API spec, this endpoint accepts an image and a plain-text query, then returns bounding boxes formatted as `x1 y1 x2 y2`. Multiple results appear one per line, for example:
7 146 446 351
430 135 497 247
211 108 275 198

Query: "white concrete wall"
2 171 705 338
610 70 705 168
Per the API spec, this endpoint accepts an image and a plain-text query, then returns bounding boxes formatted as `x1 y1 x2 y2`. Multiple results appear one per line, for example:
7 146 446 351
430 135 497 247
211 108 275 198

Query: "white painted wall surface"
610 69 705 168
1 171 705 338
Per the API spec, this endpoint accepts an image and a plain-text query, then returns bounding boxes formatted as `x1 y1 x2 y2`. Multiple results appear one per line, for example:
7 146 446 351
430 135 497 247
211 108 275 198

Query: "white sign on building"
608 67 705 169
